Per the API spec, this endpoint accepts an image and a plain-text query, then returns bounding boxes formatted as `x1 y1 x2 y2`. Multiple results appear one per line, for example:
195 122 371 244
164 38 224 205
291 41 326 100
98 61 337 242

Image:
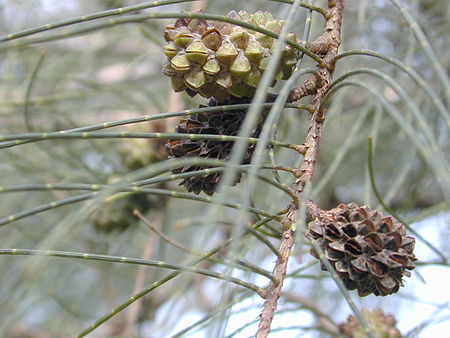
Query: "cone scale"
162 10 298 100
305 202 417 297
165 97 265 195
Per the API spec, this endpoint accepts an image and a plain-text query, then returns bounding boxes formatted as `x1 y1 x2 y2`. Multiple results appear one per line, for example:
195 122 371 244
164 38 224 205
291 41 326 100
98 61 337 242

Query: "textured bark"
256 1 346 336
287 74 320 102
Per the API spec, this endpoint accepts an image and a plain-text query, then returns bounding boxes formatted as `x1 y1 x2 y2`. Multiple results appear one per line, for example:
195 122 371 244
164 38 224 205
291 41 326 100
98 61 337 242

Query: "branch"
256 1 346 337
287 74 321 102
124 210 165 336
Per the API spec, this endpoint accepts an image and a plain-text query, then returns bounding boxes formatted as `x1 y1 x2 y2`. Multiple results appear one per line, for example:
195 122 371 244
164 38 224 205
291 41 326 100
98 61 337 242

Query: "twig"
135 209 277 282
123 210 165 336
283 292 339 335
287 73 321 102
134 209 192 253
256 1 346 337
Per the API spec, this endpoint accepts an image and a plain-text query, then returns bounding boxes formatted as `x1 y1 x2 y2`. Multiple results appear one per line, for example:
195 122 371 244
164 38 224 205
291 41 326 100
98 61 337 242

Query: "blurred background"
0 0 449 337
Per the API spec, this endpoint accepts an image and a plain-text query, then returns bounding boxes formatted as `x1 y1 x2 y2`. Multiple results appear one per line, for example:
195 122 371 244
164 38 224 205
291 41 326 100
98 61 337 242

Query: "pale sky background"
142 212 450 337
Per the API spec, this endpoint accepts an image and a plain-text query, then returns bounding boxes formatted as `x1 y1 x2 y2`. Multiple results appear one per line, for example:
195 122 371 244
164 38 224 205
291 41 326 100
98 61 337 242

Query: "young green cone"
162 10 298 101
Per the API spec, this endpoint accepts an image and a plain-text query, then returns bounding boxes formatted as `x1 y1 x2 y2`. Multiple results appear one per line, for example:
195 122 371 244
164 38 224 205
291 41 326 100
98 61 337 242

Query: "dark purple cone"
166 97 266 195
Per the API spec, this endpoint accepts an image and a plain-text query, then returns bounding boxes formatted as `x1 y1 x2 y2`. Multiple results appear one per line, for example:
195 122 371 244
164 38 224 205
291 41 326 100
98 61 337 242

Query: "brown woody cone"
305 202 417 297
165 96 265 195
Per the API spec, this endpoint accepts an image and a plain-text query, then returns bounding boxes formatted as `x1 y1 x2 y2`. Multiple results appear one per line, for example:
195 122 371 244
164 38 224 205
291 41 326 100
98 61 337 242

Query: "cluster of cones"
162 10 417 298
163 10 294 195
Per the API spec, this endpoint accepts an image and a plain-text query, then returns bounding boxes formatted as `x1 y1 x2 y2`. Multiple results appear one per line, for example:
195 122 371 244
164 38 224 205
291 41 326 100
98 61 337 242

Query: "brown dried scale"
165 96 265 195
162 10 298 101
305 202 417 297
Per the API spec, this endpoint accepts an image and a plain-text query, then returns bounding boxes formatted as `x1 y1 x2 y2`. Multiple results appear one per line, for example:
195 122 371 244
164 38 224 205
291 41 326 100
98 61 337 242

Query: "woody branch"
256 1 346 337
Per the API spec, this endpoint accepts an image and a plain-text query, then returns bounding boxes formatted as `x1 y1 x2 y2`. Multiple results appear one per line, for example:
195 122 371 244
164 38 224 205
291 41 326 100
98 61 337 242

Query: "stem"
0 131 294 150
0 249 264 295
123 210 165 336
0 0 197 42
309 241 375 338
0 12 320 62
78 217 272 337
256 1 346 336
0 1 325 44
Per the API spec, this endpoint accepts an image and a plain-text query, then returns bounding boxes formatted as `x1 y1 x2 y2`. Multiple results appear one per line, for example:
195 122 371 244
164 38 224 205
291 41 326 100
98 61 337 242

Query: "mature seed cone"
162 10 298 101
165 96 263 195
338 308 402 338
305 202 417 297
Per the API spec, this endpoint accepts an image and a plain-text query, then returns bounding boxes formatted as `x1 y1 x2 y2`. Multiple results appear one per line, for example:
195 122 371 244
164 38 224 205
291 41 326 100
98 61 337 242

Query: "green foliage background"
0 0 448 337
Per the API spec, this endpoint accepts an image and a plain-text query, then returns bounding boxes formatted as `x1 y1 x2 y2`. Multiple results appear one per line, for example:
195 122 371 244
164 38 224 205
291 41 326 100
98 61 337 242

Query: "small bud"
216 72 233 88
164 27 178 42
174 18 189 28
230 28 250 50
251 11 267 25
202 58 221 75
265 20 282 34
275 69 284 81
245 40 263 63
244 39 264 62
163 43 178 59
186 41 208 65
258 56 270 71
256 32 274 49
201 28 222 51
230 53 251 76
162 63 176 76
187 18 208 35
171 76 187 92
199 84 229 102
173 33 194 48
198 82 220 98
227 82 254 98
171 53 191 71
214 21 233 35
238 10 252 22
244 69 261 87
215 41 238 64
263 12 274 22
286 32 296 42
185 69 206 89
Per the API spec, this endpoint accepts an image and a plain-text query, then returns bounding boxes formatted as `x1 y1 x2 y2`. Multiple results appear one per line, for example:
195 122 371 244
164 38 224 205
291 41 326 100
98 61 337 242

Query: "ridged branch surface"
256 1 346 337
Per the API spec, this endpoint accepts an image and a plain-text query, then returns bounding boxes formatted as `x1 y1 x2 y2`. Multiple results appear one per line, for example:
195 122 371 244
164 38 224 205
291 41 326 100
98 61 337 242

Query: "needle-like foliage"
0 1 448 337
